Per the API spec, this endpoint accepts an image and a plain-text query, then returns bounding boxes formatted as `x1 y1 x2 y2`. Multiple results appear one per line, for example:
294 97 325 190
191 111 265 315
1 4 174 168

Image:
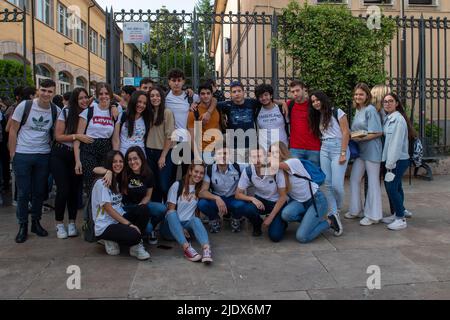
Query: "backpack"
206 163 241 192
254 104 290 137
19 100 58 140
409 137 424 167
82 195 97 243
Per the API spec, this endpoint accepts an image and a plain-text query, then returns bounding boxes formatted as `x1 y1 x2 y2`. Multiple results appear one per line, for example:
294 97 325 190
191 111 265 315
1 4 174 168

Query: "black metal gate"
111 10 450 155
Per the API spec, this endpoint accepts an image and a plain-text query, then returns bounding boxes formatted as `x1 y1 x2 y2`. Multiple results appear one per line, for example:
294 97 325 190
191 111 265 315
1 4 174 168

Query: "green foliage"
274 1 396 108
0 59 33 99
413 122 443 145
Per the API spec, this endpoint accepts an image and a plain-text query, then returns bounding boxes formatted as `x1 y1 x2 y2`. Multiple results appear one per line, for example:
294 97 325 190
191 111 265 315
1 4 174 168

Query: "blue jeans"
384 159 410 219
13 153 50 224
145 148 175 203
290 148 320 167
244 196 286 241
123 202 167 234
320 138 349 215
198 196 262 228
281 190 329 243
164 211 209 246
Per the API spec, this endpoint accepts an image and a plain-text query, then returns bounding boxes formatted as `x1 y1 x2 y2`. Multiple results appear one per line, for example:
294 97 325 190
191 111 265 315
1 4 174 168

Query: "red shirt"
289 99 321 151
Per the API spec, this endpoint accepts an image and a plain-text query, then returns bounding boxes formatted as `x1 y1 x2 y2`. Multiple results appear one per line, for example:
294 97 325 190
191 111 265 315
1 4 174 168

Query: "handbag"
348 140 360 160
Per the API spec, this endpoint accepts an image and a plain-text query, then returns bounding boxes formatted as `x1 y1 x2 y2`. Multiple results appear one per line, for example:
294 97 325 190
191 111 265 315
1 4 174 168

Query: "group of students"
5 68 415 264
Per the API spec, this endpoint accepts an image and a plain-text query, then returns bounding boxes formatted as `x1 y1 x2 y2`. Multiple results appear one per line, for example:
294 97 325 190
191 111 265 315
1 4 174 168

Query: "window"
36 0 53 26
58 71 71 94
36 64 52 86
89 29 98 54
76 77 86 89
57 2 71 38
363 0 392 4
100 36 107 60
408 0 433 4
75 20 86 47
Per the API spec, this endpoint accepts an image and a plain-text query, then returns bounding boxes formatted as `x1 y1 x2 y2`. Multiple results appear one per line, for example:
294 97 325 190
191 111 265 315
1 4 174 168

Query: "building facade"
0 0 142 94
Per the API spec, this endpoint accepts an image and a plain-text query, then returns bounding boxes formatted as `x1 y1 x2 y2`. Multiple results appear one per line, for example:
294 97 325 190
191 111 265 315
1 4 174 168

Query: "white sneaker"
388 218 407 231
404 210 413 218
359 217 379 226
67 223 78 237
344 212 362 219
381 215 396 224
130 241 150 260
104 241 120 256
56 224 68 239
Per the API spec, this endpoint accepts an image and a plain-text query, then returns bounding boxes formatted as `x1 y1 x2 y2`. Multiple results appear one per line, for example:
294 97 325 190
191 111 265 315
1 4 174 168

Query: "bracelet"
72 134 76 141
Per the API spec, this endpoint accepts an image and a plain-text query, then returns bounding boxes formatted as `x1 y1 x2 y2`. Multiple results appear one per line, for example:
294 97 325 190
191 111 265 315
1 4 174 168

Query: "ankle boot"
15 223 28 243
31 220 48 237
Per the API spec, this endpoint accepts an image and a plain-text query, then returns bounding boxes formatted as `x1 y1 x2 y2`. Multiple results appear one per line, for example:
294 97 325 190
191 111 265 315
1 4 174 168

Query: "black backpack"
19 100 58 140
82 195 96 243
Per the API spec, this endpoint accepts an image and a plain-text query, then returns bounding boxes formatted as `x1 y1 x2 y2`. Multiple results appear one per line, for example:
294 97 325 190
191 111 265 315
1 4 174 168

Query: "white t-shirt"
91 180 126 236
57 107 74 148
284 158 318 202
119 116 146 156
257 105 289 150
11 99 61 154
167 181 198 222
165 90 200 142
238 165 286 202
79 103 115 139
321 108 346 140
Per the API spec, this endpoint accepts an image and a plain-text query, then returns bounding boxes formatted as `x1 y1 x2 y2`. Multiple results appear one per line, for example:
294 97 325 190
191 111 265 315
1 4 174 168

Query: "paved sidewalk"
1 176 450 300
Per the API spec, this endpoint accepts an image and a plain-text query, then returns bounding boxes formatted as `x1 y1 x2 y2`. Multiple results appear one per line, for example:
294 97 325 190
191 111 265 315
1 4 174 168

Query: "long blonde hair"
371 84 391 112
269 142 291 193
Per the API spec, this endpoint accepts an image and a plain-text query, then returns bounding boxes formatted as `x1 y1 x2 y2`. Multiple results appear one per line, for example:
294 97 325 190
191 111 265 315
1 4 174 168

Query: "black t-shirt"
122 173 155 205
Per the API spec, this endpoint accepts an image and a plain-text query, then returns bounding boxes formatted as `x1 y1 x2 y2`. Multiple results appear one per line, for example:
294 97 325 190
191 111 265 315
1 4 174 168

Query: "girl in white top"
308 91 350 237
163 164 213 264
74 83 118 194
255 84 289 150
92 150 150 260
51 88 93 239
112 91 151 156
270 142 336 244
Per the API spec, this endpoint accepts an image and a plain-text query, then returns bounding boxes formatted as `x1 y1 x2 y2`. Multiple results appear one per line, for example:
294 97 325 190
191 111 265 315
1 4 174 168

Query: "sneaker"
344 212 362 219
130 241 150 260
359 217 379 226
12 200 17 207
209 219 221 233
231 218 241 233
97 239 105 246
252 226 262 237
56 224 68 239
42 203 54 213
148 230 158 245
104 241 120 255
381 215 396 224
387 218 407 231
201 246 213 264
184 245 202 262
329 213 343 236
67 223 78 237
404 210 413 218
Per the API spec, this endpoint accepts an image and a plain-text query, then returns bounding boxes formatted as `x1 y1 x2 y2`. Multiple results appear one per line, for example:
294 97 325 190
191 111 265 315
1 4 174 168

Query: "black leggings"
51 144 82 221
98 204 150 246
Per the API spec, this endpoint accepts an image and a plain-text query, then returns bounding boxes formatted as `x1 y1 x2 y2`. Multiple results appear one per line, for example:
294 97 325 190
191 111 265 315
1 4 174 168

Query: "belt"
53 142 73 151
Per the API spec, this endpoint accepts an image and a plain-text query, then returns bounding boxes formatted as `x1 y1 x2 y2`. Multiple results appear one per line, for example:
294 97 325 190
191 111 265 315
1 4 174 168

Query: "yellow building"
0 0 142 94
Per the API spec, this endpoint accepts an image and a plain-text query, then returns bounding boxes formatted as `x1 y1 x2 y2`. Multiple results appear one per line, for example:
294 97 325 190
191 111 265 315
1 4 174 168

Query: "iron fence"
111 10 450 155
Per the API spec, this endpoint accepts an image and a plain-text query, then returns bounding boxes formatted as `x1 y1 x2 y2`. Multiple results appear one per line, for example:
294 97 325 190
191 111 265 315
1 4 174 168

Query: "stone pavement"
1 176 450 300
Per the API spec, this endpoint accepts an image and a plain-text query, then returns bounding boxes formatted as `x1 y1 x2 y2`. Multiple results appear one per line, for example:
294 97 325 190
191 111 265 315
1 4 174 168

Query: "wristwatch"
341 151 346 156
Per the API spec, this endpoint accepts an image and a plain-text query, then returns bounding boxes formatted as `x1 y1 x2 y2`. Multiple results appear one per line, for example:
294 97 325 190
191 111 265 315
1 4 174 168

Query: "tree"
0 59 33 100
274 1 396 108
